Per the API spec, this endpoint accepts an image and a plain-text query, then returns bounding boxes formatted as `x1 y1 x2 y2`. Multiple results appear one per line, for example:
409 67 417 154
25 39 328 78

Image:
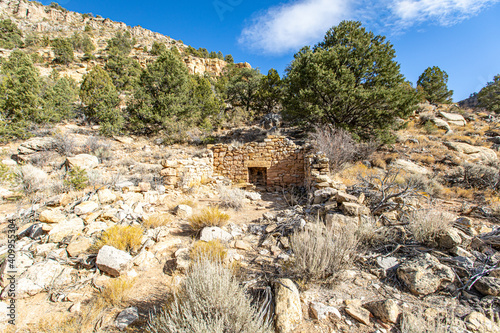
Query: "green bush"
478 74 500 113
64 166 89 190
106 31 135 56
150 41 166 55
0 19 23 49
51 38 74 65
80 66 123 136
417 66 453 104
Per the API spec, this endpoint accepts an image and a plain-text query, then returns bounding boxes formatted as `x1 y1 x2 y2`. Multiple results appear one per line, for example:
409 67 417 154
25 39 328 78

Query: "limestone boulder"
66 154 99 170
389 159 431 175
66 237 92 257
98 188 117 204
74 201 99 215
431 118 452 132
39 209 66 224
364 299 400 324
474 277 500 296
341 202 370 216
96 245 133 277
345 304 371 325
48 218 85 243
199 227 233 243
310 302 341 321
444 142 498 162
173 204 192 218
18 137 57 155
397 253 455 295
274 278 302 333
465 311 500 333
439 111 466 126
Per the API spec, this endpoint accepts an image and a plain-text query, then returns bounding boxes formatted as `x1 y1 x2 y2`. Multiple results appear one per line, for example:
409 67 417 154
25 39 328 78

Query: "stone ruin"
158 135 337 191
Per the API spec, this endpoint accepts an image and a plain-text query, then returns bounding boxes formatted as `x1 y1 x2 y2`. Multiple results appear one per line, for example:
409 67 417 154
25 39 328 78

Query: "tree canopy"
417 66 453 104
283 21 418 142
477 74 500 113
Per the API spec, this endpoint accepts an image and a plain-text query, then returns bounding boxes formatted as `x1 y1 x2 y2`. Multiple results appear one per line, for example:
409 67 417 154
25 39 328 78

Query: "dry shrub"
54 132 78 155
408 210 452 246
334 163 379 187
101 276 135 307
400 309 465 333
143 212 173 229
289 222 358 282
92 225 143 253
406 173 443 197
447 162 500 191
190 240 227 262
218 185 245 210
372 158 387 169
188 206 230 232
310 126 359 172
147 259 272 333
15 164 48 194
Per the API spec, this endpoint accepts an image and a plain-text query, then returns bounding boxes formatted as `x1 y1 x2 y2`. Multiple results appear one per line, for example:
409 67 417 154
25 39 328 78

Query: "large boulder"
397 253 455 295
74 201 99 215
199 227 233 243
444 142 498 162
439 111 466 126
96 245 133 277
364 299 400 324
6 260 73 297
274 278 302 333
431 118 452 132
48 218 85 243
18 137 57 155
389 159 431 175
65 154 99 170
39 209 66 224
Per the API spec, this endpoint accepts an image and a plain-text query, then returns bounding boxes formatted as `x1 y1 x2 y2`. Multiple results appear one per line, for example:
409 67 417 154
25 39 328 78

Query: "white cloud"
391 0 500 26
238 0 351 54
239 0 499 54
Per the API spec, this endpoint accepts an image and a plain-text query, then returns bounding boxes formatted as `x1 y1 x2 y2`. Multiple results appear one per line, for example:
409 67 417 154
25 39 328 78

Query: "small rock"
474 277 500 296
66 154 99 171
377 257 399 271
96 245 133 277
397 253 455 295
39 209 66 224
364 299 400 324
336 192 358 203
274 279 302 333
310 302 341 320
465 311 498 332
199 226 233 243
98 188 116 204
69 302 81 313
173 204 192 218
345 304 371 325
66 237 92 257
245 191 261 201
74 201 99 215
138 182 151 192
438 228 462 249
174 248 190 273
234 240 252 251
115 306 139 331
341 202 370 216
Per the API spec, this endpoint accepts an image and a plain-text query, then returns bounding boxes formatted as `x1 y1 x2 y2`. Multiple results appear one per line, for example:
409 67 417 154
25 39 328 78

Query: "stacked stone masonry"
160 153 214 189
209 136 330 189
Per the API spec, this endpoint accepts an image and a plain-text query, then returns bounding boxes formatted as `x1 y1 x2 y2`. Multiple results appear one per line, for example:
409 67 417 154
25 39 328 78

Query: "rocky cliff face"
0 0 250 78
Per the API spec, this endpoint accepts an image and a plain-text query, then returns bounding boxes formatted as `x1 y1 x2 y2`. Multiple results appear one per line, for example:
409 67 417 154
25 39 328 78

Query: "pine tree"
417 66 453 104
478 75 500 113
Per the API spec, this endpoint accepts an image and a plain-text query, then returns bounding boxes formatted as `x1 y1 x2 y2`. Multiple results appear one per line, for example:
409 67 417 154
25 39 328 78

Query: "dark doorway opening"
248 167 267 186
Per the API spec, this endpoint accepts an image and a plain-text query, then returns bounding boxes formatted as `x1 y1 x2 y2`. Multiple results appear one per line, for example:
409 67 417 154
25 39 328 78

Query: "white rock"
439 111 466 126
115 307 139 330
199 227 233 243
96 245 133 277
98 188 116 204
389 159 431 175
74 201 99 215
173 204 192 218
245 191 261 201
66 154 99 170
310 302 341 320
48 218 85 243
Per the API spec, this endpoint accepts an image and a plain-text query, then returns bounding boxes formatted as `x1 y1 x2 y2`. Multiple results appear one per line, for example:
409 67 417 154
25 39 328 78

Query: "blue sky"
42 0 500 101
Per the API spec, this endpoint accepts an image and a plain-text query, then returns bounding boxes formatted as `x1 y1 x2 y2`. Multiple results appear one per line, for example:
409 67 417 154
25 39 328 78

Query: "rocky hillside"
0 0 249 81
0 101 500 332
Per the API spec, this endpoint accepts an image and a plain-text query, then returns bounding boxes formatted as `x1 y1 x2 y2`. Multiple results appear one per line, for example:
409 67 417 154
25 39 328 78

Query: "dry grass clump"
143 212 173 229
218 185 245 210
14 164 48 194
333 163 379 187
92 225 143 253
310 126 358 172
188 206 230 232
289 222 358 282
408 210 453 245
147 259 272 333
101 276 136 307
190 240 227 263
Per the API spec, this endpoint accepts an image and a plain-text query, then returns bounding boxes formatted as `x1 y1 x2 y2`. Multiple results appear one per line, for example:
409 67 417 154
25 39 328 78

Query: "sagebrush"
408 209 452 246
147 259 272 333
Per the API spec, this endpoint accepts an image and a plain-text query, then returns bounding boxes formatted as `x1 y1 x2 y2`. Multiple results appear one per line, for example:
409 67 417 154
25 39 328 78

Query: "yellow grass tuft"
143 212 173 229
92 225 143 253
188 206 230 232
101 276 136 307
191 240 227 263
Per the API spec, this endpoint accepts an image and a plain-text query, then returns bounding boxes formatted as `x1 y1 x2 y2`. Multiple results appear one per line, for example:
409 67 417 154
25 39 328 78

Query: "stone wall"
160 152 213 189
209 136 307 188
